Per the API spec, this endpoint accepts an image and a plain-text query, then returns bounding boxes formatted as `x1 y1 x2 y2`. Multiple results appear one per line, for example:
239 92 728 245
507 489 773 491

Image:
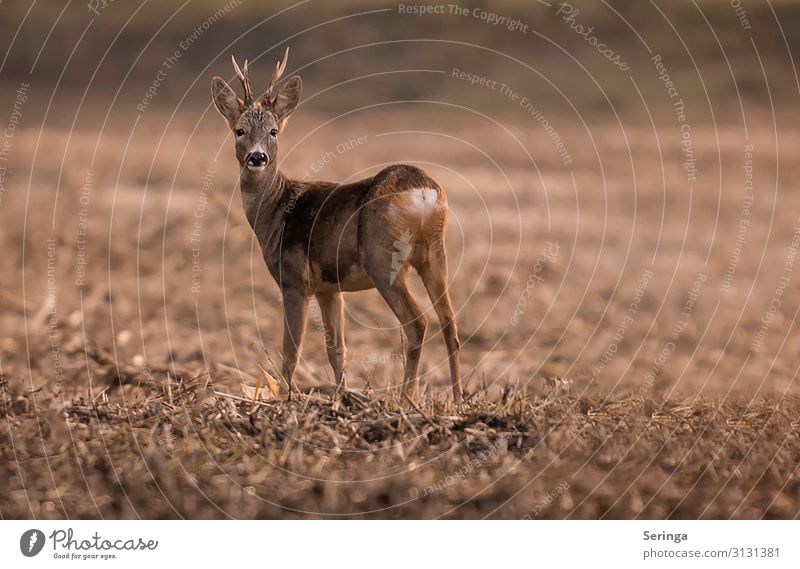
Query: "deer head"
211 47 302 172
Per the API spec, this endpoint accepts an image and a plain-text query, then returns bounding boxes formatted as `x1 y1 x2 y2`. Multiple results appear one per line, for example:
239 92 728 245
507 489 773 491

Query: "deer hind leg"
281 288 308 395
415 241 463 403
365 261 427 400
316 292 347 389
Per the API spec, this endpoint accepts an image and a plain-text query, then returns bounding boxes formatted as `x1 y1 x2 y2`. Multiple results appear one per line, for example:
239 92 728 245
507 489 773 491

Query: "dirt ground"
2 109 800 519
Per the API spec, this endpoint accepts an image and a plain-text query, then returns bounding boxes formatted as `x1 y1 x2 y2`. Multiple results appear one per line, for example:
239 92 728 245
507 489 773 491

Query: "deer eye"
235 128 245 137
270 128 278 137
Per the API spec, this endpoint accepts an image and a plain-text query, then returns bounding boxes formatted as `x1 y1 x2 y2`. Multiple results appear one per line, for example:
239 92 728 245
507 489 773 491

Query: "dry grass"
2 346 799 519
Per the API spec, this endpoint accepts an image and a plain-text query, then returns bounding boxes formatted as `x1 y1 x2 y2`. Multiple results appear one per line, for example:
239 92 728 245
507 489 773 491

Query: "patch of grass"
1 347 798 519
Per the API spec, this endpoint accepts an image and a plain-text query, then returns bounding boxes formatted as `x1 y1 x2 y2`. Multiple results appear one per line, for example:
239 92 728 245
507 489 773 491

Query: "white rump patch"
407 187 439 217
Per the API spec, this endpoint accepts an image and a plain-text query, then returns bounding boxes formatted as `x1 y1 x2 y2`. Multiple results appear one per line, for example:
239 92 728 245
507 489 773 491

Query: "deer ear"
211 77 242 128
272 75 302 124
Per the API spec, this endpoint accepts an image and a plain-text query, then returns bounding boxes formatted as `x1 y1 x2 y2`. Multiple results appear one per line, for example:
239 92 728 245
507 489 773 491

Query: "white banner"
1 521 798 568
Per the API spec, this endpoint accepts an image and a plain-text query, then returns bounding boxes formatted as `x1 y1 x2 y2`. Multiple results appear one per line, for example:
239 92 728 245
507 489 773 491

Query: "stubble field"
2 105 800 518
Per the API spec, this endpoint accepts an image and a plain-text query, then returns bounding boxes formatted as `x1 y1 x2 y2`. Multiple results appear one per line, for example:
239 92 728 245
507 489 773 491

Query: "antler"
231 55 253 106
266 47 290 104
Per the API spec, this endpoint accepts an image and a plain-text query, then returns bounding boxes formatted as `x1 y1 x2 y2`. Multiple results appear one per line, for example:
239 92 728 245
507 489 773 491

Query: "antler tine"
267 47 290 102
230 55 254 105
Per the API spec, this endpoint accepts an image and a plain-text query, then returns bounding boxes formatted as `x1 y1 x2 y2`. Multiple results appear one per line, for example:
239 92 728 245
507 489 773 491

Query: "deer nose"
247 152 267 167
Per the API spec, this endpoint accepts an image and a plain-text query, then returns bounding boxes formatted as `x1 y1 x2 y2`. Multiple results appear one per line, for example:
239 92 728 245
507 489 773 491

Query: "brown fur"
212 50 462 401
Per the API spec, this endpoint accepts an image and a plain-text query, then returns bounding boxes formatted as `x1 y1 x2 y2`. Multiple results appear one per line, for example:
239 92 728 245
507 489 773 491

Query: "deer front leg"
316 292 347 389
281 288 308 395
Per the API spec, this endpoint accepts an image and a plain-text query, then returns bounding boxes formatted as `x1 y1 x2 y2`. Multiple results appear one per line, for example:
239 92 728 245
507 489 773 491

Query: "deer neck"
239 164 288 250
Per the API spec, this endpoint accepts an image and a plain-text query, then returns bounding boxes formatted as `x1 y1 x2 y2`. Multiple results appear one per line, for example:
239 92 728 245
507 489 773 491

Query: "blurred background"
3 0 799 394
0 0 800 402
2 0 800 518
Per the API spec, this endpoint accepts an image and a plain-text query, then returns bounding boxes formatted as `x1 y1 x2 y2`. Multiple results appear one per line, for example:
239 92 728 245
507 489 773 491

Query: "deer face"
211 50 302 173
230 105 279 171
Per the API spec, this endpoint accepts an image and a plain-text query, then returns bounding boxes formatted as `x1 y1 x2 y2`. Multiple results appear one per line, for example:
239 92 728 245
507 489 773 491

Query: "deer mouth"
245 151 268 171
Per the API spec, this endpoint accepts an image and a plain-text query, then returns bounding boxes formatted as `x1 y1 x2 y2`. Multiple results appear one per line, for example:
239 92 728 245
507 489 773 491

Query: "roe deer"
211 48 462 402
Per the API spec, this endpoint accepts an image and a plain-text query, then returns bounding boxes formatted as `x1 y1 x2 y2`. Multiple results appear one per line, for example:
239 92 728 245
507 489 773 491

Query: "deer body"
213 49 462 401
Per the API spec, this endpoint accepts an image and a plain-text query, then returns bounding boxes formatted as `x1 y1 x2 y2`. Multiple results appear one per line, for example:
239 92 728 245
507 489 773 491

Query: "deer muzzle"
246 151 268 170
